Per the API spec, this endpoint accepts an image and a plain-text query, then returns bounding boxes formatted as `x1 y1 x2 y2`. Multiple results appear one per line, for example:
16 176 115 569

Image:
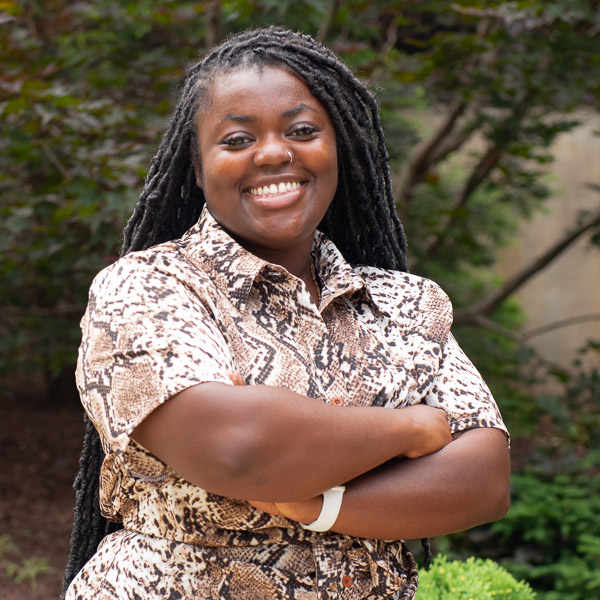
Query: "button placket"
312 538 343 600
296 297 328 384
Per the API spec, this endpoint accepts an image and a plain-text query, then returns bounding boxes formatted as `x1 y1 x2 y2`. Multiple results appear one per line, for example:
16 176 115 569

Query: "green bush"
437 343 600 599
0 534 55 590
416 555 536 600
489 472 600 600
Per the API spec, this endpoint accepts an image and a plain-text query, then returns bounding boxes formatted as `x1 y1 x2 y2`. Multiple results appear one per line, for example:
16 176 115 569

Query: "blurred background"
1 1 599 598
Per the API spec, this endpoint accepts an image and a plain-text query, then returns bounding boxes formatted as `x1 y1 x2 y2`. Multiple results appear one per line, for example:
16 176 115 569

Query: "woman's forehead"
200 66 329 121
210 66 306 99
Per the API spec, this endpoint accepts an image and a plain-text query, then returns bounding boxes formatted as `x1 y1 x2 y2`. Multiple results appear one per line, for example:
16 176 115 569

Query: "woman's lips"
245 182 307 209
248 181 304 197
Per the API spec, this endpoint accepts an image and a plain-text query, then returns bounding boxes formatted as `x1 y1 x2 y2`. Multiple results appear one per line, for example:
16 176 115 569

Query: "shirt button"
332 397 344 406
342 575 353 588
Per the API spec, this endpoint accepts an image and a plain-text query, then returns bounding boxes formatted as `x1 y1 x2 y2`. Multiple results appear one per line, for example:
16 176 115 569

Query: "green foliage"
391 0 600 279
416 555 536 599
436 343 600 599
2 0 599 391
0 0 209 385
0 533 18 558
495 345 600 600
2 0 600 594
0 534 55 589
490 472 600 600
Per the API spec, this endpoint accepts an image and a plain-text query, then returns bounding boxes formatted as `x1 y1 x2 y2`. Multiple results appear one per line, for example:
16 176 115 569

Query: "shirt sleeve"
425 332 509 440
76 252 236 456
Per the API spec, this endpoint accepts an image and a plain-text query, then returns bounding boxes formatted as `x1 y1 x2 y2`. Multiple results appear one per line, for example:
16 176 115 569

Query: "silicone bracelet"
300 485 346 532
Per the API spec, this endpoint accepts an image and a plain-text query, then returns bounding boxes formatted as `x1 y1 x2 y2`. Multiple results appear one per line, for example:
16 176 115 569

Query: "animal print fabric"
67 207 508 599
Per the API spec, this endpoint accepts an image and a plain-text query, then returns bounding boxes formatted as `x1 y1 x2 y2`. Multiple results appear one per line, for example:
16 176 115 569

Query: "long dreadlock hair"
63 26 420 596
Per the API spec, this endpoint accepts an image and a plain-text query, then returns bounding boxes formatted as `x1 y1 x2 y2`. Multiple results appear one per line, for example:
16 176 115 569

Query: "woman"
63 26 510 600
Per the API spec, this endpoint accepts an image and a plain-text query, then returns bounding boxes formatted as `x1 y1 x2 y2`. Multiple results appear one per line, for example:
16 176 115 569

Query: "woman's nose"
252 136 291 167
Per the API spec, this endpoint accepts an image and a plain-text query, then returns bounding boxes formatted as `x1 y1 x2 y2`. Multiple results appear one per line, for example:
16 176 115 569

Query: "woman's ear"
192 157 203 189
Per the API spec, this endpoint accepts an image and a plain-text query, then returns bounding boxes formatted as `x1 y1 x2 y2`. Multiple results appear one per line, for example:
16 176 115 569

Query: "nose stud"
286 149 293 164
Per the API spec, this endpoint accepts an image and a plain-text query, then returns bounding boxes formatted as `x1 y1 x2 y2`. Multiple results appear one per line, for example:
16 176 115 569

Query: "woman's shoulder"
88 241 210 307
353 265 453 329
353 265 450 300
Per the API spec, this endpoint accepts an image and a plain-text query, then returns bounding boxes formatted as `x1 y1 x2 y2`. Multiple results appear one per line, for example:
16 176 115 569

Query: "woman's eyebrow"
219 113 254 124
282 103 318 118
218 103 317 125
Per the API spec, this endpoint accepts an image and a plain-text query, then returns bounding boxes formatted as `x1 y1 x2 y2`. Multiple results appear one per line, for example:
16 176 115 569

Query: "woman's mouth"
248 181 304 198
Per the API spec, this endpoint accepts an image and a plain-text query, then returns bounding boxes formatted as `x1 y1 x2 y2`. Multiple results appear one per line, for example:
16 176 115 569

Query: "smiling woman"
192 67 338 279
62 27 510 600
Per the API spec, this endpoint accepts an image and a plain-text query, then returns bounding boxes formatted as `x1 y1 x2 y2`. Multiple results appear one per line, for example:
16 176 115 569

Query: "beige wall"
498 114 600 369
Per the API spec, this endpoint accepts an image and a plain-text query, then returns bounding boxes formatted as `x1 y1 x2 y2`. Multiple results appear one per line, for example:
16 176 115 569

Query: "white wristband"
300 485 345 532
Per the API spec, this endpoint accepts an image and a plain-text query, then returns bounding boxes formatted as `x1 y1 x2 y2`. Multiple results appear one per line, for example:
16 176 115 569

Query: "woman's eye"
289 125 318 138
222 134 252 147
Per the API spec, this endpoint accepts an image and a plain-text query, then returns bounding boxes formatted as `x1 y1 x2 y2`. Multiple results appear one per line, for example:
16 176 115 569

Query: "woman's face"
193 66 338 263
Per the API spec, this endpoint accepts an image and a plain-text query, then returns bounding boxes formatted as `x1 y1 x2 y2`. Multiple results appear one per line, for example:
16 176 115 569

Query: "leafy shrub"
438 343 600 600
0 534 54 590
416 555 536 599
489 472 600 600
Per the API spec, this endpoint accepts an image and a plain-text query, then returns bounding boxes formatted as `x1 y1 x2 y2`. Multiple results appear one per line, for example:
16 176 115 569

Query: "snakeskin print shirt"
68 207 508 600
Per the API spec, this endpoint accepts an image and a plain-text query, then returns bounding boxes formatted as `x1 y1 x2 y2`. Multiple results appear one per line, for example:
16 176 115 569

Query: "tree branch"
370 17 400 83
454 207 600 324
0 304 85 321
317 0 339 43
204 1 222 49
422 143 504 260
523 313 600 340
419 92 533 263
427 115 481 165
464 314 522 341
397 17 500 208
397 101 467 205
42 143 71 180
460 313 600 345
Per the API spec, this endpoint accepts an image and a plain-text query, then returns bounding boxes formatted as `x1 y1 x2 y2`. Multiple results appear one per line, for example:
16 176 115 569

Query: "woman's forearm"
131 381 452 501
327 427 510 540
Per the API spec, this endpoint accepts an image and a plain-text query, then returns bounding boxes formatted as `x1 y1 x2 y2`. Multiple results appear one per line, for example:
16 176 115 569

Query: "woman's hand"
400 403 452 459
228 371 246 386
248 496 323 524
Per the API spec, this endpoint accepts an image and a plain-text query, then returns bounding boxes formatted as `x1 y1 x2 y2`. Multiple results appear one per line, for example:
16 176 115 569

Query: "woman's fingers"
228 371 246 386
248 497 323 524
401 404 452 459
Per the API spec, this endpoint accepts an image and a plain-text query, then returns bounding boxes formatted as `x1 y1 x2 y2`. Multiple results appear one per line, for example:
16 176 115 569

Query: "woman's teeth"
250 182 301 196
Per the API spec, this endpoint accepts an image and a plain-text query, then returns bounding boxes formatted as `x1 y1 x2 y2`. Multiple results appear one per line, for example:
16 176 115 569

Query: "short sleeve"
425 333 509 440
76 252 236 455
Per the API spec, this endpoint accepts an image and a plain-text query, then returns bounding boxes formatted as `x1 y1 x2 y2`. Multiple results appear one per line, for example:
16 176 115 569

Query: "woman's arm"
251 427 510 539
131 381 452 501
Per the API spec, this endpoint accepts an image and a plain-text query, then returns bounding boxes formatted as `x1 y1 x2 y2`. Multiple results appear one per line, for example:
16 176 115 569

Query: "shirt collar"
179 206 374 312
311 230 375 311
